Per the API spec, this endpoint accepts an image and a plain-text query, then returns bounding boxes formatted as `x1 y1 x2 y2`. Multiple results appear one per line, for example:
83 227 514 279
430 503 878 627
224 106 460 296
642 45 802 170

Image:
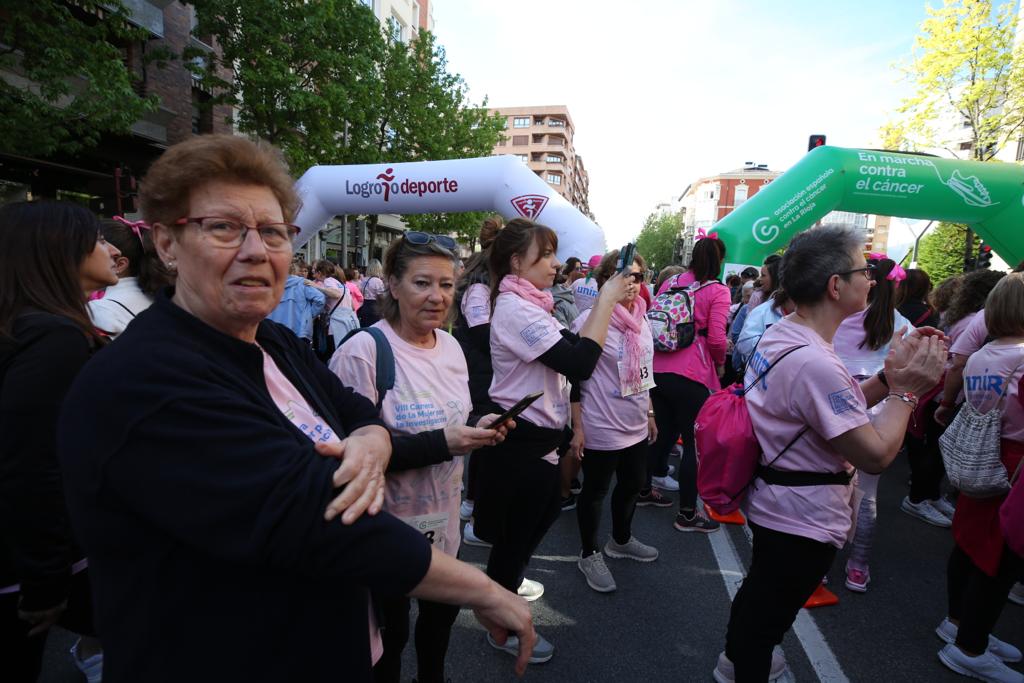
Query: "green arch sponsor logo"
714 146 1023 272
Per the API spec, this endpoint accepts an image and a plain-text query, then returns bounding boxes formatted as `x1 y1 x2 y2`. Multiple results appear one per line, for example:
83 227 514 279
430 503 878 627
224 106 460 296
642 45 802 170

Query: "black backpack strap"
339 327 395 409
756 464 853 487
106 299 137 318
742 344 808 394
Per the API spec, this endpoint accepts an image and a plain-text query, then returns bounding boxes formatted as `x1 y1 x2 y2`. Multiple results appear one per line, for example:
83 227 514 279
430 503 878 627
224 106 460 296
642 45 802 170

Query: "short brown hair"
594 248 647 287
377 236 458 326
984 273 1024 338
139 134 300 229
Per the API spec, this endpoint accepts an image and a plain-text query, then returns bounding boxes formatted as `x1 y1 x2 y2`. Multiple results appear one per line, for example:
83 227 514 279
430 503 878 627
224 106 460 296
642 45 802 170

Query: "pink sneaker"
845 565 870 593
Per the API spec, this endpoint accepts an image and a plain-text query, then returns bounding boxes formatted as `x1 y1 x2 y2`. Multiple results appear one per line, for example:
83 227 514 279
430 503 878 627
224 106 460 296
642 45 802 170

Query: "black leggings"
0 568 97 683
577 439 648 555
373 595 461 683
725 522 837 682
947 543 1024 654
477 451 562 591
906 401 949 503
646 372 710 513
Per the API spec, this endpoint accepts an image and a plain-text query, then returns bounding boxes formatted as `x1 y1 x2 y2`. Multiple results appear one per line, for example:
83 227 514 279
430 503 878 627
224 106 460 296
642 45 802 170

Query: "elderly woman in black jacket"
57 135 533 683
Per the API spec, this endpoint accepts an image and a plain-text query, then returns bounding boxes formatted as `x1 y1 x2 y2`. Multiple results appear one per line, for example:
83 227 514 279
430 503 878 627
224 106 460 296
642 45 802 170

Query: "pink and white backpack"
647 276 715 352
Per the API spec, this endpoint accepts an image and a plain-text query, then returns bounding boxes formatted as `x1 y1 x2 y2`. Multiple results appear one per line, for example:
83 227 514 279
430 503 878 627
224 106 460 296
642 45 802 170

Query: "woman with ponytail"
832 254 917 592
570 249 659 594
88 217 174 338
474 218 629 664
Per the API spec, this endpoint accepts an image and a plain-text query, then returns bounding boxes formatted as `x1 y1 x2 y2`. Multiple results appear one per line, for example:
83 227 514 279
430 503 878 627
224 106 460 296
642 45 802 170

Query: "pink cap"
587 254 603 269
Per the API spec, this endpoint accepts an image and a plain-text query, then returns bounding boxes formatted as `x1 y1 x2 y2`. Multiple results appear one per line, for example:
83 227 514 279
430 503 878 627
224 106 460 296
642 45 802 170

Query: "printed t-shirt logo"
511 194 549 218
828 387 858 415
520 320 551 347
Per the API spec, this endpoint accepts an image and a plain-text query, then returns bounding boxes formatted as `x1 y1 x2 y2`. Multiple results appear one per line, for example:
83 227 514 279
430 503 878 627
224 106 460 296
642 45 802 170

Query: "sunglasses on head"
404 231 457 251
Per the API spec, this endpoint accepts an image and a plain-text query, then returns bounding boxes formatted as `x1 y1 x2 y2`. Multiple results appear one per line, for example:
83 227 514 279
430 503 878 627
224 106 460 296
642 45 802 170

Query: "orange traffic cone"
803 583 839 608
704 503 746 525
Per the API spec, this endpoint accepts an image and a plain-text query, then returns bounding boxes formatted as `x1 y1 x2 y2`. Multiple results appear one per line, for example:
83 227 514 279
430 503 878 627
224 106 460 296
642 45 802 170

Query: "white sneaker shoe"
652 475 679 492
939 643 1024 683
487 631 554 664
459 499 474 521
936 617 1023 662
1010 583 1024 607
901 496 952 528
712 648 788 682
462 521 491 548
517 577 544 602
604 536 659 562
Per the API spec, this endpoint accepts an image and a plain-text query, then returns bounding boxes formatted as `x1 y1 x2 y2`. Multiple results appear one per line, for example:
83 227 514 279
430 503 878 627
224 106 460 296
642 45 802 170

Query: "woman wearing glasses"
56 135 535 683
713 225 945 683
329 231 516 683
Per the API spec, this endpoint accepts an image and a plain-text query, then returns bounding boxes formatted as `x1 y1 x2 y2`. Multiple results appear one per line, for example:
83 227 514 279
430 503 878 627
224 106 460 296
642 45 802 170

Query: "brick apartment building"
676 163 781 264
0 2 232 212
487 105 592 218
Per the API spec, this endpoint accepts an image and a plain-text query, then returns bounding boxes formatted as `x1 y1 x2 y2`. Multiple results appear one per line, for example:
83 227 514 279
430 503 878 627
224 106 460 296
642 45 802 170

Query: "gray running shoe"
604 536 659 562
487 631 554 664
578 551 616 593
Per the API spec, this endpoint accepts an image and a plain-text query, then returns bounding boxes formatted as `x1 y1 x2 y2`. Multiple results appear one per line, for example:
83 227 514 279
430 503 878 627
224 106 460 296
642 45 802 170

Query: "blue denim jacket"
267 276 326 340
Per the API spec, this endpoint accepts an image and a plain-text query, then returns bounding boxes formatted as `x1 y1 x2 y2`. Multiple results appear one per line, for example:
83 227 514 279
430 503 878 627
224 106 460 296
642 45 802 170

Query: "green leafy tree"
917 222 977 282
0 1 159 157
190 0 386 173
635 212 682 272
893 0 1024 160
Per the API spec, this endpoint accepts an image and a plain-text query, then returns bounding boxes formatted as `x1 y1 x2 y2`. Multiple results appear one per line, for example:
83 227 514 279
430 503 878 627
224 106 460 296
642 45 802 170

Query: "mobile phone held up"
486 391 545 429
616 242 636 274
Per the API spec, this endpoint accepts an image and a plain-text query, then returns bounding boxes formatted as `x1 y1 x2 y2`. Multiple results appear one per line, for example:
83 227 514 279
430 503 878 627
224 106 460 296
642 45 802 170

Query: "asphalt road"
39 453 1023 682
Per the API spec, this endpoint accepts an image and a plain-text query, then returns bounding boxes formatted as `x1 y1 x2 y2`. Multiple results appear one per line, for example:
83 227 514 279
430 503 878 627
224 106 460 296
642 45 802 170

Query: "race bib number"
618 350 656 397
399 512 449 548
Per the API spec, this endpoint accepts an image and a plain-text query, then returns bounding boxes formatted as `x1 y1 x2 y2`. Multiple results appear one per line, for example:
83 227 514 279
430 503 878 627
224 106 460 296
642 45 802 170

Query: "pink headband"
113 215 151 245
696 227 719 241
867 252 906 285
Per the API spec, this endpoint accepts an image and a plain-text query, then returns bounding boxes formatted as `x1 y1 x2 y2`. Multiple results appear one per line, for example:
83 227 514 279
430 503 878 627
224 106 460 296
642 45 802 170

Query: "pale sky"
432 0 930 248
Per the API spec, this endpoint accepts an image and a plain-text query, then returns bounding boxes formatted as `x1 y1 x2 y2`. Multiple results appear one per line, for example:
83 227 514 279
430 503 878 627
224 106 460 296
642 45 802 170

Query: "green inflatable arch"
714 146 1024 272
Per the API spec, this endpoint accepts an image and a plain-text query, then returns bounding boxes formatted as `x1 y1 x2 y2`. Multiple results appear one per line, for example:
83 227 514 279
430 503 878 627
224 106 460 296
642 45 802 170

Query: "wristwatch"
875 368 888 388
647 409 656 418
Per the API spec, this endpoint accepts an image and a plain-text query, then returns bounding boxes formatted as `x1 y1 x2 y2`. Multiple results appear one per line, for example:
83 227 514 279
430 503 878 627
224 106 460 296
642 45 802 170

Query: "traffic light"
977 244 993 269
808 134 827 152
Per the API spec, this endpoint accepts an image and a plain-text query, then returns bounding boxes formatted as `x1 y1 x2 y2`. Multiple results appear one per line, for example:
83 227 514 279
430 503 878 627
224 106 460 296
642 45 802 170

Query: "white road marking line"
707 523 849 683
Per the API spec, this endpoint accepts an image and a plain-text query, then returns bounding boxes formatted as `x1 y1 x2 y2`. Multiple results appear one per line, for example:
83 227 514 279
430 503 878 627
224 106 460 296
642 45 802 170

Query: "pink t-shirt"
461 282 491 327
832 308 912 379
947 310 981 349
747 288 765 310
322 277 354 311
362 276 386 301
742 318 868 548
951 309 989 357
329 321 469 557
572 276 600 313
652 275 732 390
489 293 569 462
571 306 653 451
259 348 382 665
963 341 1024 443
346 282 363 311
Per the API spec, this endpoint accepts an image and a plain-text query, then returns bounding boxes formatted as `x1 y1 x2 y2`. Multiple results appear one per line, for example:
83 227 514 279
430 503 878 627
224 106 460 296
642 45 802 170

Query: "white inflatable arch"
293 155 606 261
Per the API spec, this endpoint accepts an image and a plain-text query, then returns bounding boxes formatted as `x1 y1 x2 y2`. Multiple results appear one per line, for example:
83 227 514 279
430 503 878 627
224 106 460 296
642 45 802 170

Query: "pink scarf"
611 297 648 391
498 275 554 313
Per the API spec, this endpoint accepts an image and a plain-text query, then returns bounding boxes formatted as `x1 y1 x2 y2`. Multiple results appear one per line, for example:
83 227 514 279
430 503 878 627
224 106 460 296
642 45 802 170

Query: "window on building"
389 15 405 42
513 117 531 128
548 118 566 127
1017 135 1024 162
959 141 973 151
549 137 565 147
734 183 748 207
512 135 528 146
546 155 563 163
547 174 562 185
191 87 213 135
516 154 528 162
496 138 507 146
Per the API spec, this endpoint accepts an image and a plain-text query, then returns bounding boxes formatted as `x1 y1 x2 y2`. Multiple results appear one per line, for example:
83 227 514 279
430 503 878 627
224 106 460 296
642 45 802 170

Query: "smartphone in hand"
486 391 544 429
616 243 636 273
